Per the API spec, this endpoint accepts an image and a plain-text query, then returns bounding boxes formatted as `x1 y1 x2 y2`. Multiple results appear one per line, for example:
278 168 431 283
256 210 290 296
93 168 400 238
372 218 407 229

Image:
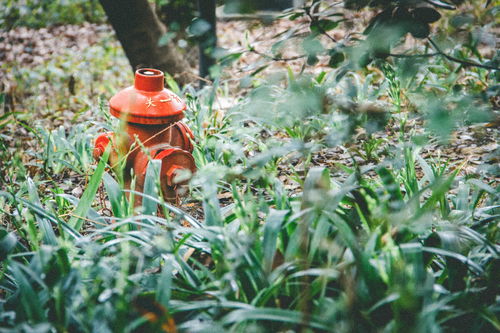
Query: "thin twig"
428 38 499 71
388 52 439 58
249 47 306 62
172 70 213 86
110 121 179 169
305 5 337 43
59 213 108 226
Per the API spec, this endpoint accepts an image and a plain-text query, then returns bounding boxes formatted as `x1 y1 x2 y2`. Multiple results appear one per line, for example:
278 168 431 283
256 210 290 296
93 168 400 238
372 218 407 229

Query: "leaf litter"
0 16 498 227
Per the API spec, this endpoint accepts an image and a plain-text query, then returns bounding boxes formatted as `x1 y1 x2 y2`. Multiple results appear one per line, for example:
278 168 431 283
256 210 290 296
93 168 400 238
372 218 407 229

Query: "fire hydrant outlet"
93 68 196 204
93 132 113 160
154 148 196 187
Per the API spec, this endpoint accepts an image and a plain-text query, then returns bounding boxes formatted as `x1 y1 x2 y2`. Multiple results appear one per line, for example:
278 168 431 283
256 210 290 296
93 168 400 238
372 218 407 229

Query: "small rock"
459 134 473 141
71 186 83 198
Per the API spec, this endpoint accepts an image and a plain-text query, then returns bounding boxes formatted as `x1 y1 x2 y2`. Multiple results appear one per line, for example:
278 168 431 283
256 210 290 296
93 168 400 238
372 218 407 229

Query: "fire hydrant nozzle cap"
134 68 164 92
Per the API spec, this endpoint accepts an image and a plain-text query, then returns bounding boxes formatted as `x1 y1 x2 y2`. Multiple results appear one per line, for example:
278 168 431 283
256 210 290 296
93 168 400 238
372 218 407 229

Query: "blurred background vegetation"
0 0 105 29
0 0 498 332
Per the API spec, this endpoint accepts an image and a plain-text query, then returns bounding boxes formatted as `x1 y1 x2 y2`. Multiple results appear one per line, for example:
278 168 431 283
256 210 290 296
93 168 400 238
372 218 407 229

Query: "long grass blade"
68 147 110 231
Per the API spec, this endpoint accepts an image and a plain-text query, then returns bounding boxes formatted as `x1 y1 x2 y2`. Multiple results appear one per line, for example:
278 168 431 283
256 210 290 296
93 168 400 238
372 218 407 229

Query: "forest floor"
1 3 499 329
1 18 498 220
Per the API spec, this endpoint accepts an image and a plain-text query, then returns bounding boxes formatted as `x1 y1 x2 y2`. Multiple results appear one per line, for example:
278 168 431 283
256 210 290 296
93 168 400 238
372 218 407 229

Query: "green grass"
0 2 499 332
0 0 104 29
1 74 498 331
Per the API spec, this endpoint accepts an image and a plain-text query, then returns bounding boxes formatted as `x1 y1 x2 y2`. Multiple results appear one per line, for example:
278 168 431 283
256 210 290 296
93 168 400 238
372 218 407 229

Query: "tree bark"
197 0 217 84
99 0 192 85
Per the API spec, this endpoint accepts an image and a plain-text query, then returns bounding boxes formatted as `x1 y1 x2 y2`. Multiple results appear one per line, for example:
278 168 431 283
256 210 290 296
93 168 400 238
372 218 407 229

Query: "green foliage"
0 0 498 331
1 144 498 331
155 0 198 31
0 0 104 29
2 66 498 330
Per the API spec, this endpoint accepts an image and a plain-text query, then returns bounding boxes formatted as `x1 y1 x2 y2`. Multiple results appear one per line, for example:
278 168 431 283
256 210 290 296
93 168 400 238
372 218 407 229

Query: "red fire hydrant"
93 68 196 203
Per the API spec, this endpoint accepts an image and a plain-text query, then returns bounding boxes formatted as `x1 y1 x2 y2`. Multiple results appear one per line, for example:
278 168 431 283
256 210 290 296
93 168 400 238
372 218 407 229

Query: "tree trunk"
99 0 192 85
197 0 217 84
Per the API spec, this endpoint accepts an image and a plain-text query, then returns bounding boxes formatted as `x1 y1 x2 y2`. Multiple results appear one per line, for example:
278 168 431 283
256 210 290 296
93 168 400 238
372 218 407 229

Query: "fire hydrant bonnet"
109 68 186 125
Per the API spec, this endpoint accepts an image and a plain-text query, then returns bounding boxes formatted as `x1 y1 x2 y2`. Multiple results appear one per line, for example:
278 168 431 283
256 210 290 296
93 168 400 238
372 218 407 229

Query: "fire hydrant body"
94 69 196 203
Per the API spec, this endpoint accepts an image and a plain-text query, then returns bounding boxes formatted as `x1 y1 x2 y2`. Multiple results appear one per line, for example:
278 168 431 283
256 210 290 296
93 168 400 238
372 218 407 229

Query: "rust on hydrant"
94 68 196 203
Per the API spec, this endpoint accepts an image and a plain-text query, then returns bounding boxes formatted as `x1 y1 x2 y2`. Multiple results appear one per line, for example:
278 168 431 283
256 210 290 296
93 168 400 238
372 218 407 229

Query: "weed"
0 1 498 331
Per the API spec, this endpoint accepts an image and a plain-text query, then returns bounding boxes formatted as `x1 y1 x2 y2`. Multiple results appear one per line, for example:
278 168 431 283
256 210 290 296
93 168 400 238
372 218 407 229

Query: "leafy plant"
0 0 104 29
0 0 498 331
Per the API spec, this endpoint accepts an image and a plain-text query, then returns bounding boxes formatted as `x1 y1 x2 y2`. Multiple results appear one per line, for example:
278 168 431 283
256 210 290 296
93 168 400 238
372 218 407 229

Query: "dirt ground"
0 17 498 218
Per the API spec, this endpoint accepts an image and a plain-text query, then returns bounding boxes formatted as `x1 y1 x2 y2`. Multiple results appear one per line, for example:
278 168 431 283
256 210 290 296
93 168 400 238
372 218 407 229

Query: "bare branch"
428 38 499 71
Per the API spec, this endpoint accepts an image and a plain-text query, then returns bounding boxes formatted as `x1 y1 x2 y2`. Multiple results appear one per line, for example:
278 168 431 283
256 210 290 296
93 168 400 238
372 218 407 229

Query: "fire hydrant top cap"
135 68 164 91
109 68 186 125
